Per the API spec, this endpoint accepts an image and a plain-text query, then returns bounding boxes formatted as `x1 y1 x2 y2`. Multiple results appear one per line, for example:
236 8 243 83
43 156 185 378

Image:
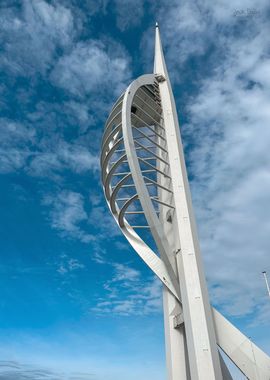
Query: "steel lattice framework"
100 25 270 380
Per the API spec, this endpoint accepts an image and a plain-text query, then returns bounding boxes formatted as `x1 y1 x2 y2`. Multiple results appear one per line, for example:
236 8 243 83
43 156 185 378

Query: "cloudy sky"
0 0 270 379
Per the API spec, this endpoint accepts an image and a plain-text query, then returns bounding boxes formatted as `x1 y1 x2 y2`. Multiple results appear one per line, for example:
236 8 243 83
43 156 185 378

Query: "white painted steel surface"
100 25 270 380
154 24 222 380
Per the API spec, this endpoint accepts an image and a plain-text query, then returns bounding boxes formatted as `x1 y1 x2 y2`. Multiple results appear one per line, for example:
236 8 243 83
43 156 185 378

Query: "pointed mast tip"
155 22 159 28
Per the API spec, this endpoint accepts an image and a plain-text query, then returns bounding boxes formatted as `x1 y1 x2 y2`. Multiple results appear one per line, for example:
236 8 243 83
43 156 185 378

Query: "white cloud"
85 0 109 15
86 194 123 265
88 204 121 239
58 142 99 174
0 119 35 143
91 264 162 316
112 263 140 282
113 0 144 31
51 40 131 97
68 258 85 271
0 0 74 75
57 264 68 275
0 360 93 380
207 0 267 23
28 152 63 178
153 0 269 83
0 100 100 178
27 141 99 177
91 244 109 265
57 258 85 275
185 33 270 319
65 101 95 132
43 190 94 243
0 118 36 173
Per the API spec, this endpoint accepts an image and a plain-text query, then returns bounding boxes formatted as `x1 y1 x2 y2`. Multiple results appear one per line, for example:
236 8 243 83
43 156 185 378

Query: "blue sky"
0 0 270 379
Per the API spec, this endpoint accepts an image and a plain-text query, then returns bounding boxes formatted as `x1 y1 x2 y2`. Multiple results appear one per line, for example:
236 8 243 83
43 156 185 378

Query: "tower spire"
154 23 169 79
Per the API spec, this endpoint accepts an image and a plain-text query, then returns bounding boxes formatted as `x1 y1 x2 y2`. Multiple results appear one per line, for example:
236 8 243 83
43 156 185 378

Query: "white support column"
154 24 223 380
155 76 190 380
163 286 190 380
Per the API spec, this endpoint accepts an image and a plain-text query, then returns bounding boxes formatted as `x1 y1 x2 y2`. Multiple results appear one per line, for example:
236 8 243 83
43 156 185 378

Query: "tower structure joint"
173 313 184 328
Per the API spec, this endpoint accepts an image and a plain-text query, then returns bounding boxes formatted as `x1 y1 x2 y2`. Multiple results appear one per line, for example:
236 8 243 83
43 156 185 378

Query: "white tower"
100 25 270 379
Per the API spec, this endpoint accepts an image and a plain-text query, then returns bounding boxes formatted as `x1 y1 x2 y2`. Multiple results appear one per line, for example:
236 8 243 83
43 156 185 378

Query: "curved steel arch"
100 74 180 300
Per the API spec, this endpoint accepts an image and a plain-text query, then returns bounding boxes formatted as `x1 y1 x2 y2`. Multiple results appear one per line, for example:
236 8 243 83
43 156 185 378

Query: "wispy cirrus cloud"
112 263 140 282
0 361 94 380
92 263 162 316
57 256 85 275
0 118 36 173
43 190 95 243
